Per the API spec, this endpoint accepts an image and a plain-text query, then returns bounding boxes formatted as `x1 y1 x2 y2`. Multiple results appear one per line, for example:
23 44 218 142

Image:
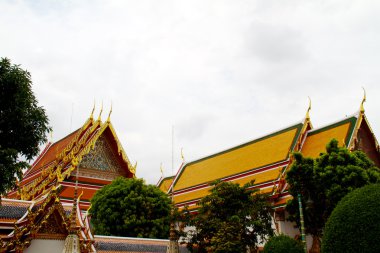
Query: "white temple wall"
24 239 65 253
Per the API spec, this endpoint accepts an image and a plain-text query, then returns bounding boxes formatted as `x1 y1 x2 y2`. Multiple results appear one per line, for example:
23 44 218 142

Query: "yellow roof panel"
301 117 357 158
157 176 174 193
174 166 284 204
173 124 302 191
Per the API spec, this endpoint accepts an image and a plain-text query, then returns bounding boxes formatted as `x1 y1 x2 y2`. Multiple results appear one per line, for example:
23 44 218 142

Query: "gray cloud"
1 0 380 183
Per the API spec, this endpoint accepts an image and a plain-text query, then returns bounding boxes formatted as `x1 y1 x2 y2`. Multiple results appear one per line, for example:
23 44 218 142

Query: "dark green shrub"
322 184 380 253
263 234 304 253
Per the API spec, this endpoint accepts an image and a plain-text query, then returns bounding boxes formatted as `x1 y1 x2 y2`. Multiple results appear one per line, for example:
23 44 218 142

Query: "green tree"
90 177 171 238
286 139 380 252
263 234 304 253
322 184 380 253
0 58 50 198
183 181 273 253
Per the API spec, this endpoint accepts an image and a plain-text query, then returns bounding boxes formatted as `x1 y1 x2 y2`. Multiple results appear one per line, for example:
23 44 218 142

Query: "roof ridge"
307 111 359 134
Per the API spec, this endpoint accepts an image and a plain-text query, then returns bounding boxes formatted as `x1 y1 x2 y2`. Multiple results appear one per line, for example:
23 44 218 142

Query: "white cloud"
1 0 380 184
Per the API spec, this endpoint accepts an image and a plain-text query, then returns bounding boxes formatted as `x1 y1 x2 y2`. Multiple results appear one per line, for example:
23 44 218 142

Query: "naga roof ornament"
360 87 366 113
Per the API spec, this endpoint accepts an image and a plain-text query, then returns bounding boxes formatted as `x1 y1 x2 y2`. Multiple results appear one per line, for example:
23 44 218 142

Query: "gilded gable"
79 135 124 172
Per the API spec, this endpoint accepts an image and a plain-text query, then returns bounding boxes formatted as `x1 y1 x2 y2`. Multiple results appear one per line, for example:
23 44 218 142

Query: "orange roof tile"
26 129 80 177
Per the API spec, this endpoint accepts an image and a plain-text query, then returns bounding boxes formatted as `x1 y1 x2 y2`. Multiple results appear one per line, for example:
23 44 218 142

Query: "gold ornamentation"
360 87 366 113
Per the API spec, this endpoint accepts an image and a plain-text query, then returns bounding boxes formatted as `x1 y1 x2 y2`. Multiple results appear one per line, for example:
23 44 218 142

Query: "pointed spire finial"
90 100 96 120
360 87 366 113
181 148 185 162
160 162 164 177
107 102 113 123
305 96 312 120
97 101 103 121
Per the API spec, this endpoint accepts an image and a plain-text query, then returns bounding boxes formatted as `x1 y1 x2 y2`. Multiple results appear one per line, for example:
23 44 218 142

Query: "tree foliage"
263 234 304 253
0 58 50 197
182 181 273 253
322 184 380 253
90 177 171 238
286 139 380 245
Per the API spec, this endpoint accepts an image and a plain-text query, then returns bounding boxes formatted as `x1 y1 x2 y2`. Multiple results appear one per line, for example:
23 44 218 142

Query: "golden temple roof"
156 176 174 193
7 111 135 203
172 123 304 192
301 115 358 158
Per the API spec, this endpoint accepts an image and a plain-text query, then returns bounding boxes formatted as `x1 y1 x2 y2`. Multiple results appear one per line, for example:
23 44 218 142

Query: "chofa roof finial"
107 102 113 123
90 100 96 120
97 101 103 121
305 96 311 120
360 87 366 113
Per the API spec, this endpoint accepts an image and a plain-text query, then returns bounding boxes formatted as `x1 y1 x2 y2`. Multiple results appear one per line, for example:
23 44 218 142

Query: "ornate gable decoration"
79 135 124 172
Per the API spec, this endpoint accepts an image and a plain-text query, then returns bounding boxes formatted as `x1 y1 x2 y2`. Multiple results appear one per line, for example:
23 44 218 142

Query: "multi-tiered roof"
7 108 136 210
163 97 380 212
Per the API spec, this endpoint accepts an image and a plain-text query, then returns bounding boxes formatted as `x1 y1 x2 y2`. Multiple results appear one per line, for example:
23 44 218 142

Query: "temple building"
1 109 188 253
6 109 136 210
159 97 380 246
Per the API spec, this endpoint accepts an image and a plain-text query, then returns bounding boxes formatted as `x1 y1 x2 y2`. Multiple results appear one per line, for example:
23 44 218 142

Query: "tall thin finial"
360 87 366 113
90 100 96 120
70 103 74 132
172 126 174 176
160 163 164 177
97 101 103 121
107 102 113 123
305 96 311 120
181 148 185 162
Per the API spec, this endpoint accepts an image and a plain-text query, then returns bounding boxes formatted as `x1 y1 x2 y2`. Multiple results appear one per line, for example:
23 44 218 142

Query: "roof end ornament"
90 100 96 120
305 96 311 121
107 102 113 123
97 101 103 122
360 87 366 113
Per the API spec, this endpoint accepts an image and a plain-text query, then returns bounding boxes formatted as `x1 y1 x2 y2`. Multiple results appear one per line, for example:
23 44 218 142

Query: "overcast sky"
1 0 380 184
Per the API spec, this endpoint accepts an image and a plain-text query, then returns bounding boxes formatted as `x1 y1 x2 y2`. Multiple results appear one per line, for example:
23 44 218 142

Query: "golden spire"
305 96 311 121
97 101 103 121
180 148 185 162
360 87 366 113
160 163 164 177
107 102 113 123
90 101 96 120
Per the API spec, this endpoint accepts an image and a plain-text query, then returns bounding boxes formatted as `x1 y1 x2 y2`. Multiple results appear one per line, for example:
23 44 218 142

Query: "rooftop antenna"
167 125 179 253
172 125 174 176
70 102 74 132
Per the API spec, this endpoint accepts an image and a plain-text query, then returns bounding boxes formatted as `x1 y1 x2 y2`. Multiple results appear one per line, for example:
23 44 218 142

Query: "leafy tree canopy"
263 234 304 253
286 139 380 250
322 184 380 253
0 57 50 197
182 180 273 253
90 177 171 239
